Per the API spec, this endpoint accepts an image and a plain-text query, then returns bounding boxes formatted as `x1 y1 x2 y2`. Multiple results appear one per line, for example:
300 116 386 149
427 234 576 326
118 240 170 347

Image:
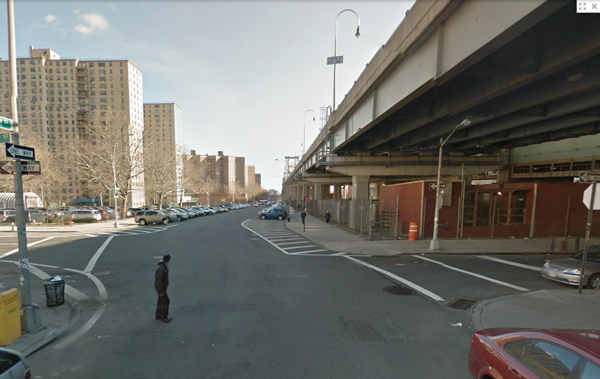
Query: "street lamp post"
303 109 315 156
332 9 360 113
429 118 472 251
112 145 119 228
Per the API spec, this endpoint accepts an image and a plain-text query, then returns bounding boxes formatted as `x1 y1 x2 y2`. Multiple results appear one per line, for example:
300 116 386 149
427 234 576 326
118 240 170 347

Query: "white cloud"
73 10 80 14
108 3 118 12
74 13 108 34
44 14 56 23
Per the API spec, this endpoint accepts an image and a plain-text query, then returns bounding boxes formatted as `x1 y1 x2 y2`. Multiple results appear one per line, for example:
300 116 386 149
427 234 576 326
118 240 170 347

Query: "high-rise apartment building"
216 151 236 195
0 46 145 206
143 103 183 203
234 157 245 190
245 165 256 187
255 173 262 187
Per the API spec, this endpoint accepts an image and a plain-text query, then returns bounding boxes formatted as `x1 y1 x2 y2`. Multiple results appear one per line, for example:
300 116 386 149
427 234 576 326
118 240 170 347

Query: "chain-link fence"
298 198 401 240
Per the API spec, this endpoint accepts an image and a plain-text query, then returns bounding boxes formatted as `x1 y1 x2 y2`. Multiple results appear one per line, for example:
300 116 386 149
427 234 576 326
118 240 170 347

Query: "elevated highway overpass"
283 0 600 216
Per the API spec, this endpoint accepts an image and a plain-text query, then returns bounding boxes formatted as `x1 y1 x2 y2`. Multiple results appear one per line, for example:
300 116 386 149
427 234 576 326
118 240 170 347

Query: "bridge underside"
337 3 600 157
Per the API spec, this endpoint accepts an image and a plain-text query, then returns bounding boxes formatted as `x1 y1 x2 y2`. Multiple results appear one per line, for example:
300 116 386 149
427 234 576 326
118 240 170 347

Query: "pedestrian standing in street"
155 254 172 323
324 210 331 224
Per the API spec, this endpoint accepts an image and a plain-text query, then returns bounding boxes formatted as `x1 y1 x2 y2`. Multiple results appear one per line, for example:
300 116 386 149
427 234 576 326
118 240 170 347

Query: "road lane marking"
283 245 316 250
478 256 542 272
412 255 530 292
0 237 55 259
344 256 445 302
269 238 304 242
277 241 313 246
84 236 113 274
65 268 108 300
0 260 89 301
241 220 292 255
289 249 328 255
54 306 105 350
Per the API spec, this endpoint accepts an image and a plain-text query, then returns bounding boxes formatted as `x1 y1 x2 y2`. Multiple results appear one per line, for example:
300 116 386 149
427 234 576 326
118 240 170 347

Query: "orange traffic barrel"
408 222 418 241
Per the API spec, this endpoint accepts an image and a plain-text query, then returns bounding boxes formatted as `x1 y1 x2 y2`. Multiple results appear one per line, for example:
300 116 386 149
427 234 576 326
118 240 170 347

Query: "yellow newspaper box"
0 288 21 345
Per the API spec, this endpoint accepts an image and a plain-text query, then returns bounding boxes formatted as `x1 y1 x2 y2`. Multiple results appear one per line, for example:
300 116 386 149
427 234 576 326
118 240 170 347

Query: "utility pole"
7 0 41 332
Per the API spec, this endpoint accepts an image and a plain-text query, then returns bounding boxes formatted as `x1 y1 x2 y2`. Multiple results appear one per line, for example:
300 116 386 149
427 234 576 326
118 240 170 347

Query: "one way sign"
5 143 35 160
0 161 41 175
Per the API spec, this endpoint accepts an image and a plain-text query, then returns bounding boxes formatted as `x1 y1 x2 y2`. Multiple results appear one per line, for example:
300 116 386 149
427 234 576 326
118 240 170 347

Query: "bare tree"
145 142 181 209
245 183 264 202
69 111 144 217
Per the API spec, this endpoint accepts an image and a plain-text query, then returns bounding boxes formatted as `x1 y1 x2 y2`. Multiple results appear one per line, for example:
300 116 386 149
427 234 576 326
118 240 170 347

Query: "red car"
468 328 600 379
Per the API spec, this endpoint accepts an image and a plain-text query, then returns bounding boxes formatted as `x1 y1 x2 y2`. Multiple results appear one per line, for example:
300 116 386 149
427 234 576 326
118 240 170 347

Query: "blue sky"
0 1 414 191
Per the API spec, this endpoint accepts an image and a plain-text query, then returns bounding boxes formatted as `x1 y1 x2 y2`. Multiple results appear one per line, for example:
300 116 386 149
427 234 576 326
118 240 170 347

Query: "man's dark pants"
155 292 170 320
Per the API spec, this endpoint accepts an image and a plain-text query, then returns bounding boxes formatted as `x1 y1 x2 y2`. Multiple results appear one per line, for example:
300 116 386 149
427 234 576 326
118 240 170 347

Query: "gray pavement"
472 289 600 330
286 210 600 333
0 218 138 233
287 211 586 255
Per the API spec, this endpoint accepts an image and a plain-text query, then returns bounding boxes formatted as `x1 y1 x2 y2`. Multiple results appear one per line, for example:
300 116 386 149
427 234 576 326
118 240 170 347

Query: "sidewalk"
0 218 138 234
1 274 80 356
286 211 585 255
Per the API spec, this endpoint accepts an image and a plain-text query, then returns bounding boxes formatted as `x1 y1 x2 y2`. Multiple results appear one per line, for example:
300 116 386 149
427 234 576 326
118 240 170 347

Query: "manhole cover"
384 286 415 296
93 271 111 276
447 298 477 310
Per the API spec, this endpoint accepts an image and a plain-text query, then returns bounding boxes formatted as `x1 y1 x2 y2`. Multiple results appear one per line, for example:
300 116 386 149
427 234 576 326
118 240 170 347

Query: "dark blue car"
258 207 287 220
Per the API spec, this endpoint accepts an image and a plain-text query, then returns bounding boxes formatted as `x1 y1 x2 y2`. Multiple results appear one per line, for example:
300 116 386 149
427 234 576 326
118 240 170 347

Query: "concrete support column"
349 175 370 231
333 185 341 200
314 183 323 200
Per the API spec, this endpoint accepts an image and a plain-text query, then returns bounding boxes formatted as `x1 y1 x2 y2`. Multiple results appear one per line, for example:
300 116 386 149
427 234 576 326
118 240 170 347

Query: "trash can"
43 277 65 307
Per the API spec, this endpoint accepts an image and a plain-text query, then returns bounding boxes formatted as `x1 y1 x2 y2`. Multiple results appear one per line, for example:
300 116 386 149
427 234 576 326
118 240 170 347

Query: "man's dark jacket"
155 261 169 294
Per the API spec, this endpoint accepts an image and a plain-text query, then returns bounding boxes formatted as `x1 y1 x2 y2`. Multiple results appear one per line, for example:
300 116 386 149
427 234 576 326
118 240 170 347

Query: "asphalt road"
0 207 574 378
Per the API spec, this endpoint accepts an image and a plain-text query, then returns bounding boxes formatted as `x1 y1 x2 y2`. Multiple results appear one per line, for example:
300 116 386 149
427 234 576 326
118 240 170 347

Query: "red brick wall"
381 182 424 235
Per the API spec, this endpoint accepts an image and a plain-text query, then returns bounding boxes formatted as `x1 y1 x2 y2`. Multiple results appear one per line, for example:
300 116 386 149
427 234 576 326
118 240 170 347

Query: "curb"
21 300 82 357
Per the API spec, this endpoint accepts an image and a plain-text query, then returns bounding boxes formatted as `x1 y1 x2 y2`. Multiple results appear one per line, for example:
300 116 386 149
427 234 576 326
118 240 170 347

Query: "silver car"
542 246 600 289
0 347 31 379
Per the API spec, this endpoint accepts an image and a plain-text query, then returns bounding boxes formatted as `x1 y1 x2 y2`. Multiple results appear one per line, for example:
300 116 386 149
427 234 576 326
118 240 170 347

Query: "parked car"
26 210 47 224
0 347 31 379
134 210 168 226
253 203 260 207
0 210 16 223
70 210 98 222
163 209 178 222
542 246 600 289
468 328 600 379
258 207 287 220
169 208 189 221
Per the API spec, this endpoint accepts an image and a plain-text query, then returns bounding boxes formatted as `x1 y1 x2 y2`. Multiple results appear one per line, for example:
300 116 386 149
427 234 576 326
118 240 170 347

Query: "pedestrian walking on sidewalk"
155 254 172 323
301 209 306 224
324 210 331 224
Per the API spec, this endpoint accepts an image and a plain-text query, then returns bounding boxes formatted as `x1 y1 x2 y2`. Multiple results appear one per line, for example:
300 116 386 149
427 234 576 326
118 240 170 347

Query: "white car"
0 347 31 379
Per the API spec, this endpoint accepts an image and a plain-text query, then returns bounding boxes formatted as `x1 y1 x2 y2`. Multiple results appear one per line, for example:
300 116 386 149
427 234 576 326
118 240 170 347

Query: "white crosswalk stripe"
242 219 344 256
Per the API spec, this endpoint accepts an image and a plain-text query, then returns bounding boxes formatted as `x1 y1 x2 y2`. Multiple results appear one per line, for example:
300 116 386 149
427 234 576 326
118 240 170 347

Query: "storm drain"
342 317 407 341
447 298 477 310
79 297 106 309
384 286 415 296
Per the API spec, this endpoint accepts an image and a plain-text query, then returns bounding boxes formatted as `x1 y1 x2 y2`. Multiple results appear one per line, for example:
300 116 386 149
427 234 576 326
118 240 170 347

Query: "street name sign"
5 143 35 160
429 183 447 190
0 134 10 143
0 161 41 175
0 117 16 131
327 56 343 65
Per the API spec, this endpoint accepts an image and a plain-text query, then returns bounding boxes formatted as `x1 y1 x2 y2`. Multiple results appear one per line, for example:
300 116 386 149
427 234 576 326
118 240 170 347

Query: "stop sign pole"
579 173 600 294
